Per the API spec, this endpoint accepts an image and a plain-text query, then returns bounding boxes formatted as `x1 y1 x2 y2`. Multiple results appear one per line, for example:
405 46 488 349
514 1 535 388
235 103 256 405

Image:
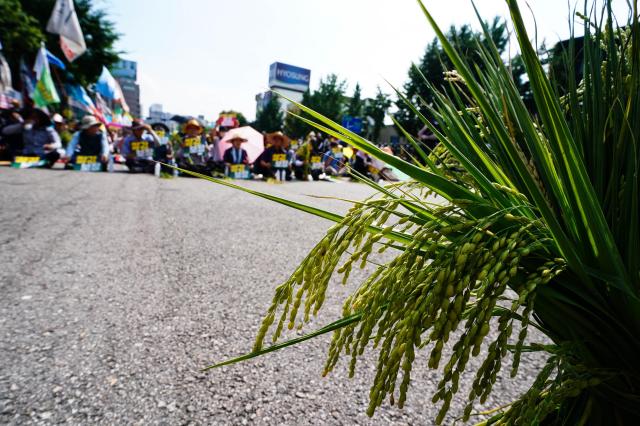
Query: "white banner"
46 0 87 62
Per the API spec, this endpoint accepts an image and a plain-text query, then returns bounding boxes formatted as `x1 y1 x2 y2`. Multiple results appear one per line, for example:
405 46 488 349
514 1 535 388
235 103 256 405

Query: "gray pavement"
0 168 544 425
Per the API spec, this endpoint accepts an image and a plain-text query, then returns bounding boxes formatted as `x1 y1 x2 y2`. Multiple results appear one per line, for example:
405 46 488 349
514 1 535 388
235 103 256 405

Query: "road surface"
0 168 543 425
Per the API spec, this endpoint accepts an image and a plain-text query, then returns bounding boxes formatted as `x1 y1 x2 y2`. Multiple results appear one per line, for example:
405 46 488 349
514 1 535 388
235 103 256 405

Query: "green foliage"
19 0 120 86
510 54 535 112
547 36 583 98
283 90 312 138
283 106 305 139
284 74 347 138
254 94 284 133
0 0 44 81
346 83 365 118
395 17 509 136
309 73 347 123
364 87 392 142
200 0 640 424
284 77 391 140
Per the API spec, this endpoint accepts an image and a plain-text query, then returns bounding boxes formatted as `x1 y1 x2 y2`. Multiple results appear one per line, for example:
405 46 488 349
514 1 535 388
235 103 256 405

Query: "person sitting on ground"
377 146 400 182
151 122 175 175
255 132 290 180
206 127 225 173
65 115 110 171
1 108 61 167
349 147 372 179
0 101 25 162
175 119 210 176
52 113 72 149
223 131 249 167
121 119 160 173
253 138 269 178
106 123 122 158
223 130 250 178
294 131 326 181
293 133 313 180
322 138 346 176
282 134 295 181
306 131 328 155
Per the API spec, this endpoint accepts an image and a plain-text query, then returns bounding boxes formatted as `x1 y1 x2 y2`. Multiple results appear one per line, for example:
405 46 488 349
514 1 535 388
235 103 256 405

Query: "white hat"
52 113 64 124
227 130 248 142
80 115 101 130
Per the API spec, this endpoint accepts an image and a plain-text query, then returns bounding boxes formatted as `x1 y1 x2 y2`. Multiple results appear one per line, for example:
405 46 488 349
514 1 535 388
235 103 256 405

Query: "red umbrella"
217 126 264 163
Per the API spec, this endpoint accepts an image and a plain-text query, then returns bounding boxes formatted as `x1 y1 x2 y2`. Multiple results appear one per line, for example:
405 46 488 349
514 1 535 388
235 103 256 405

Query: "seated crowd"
0 106 398 182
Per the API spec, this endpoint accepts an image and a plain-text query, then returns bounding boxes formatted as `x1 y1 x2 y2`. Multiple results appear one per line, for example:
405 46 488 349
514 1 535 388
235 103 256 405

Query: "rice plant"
191 0 639 423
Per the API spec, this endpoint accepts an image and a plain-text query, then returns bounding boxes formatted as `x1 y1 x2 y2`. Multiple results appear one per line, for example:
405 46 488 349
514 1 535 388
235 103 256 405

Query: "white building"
145 103 180 132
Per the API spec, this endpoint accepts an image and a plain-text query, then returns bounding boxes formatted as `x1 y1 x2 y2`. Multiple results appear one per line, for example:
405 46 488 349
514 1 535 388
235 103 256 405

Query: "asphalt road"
0 167 545 425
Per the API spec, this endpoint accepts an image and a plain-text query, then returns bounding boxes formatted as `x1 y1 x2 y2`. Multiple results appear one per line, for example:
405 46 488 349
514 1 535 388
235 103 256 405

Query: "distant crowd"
0 104 401 182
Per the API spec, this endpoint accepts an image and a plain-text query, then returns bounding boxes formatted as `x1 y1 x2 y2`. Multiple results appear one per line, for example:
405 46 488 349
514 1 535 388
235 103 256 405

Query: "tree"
0 0 44 87
284 75 347 139
254 94 283 133
346 83 365 118
284 90 313 139
364 87 392 142
309 74 347 124
395 17 508 136
19 0 120 86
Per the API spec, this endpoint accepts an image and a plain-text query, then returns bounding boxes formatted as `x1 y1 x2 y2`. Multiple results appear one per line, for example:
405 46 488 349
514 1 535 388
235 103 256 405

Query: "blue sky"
99 0 633 121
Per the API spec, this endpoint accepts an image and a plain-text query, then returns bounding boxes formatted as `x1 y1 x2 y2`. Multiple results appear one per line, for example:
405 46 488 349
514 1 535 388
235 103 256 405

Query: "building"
256 62 311 117
148 103 170 121
145 104 181 132
378 125 405 149
112 60 141 118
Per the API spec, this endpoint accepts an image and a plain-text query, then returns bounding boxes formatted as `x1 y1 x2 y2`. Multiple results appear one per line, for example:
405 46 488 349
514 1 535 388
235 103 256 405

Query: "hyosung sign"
268 62 311 93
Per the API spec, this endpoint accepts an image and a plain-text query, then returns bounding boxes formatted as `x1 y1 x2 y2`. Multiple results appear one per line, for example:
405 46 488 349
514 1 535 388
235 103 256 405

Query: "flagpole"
51 66 68 108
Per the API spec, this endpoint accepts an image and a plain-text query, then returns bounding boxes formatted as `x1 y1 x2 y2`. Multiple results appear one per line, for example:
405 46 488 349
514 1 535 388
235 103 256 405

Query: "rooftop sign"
268 62 311 93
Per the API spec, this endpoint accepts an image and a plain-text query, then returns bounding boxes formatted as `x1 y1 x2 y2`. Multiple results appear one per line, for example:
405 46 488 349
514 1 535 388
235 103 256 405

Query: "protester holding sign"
293 132 311 180
350 147 372 179
283 135 295 181
294 131 325 181
322 138 346 176
176 119 210 176
223 131 250 179
65 115 109 171
151 122 175 175
52 114 72 149
255 132 290 181
121 119 160 173
106 123 122 159
1 108 61 168
223 132 249 166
